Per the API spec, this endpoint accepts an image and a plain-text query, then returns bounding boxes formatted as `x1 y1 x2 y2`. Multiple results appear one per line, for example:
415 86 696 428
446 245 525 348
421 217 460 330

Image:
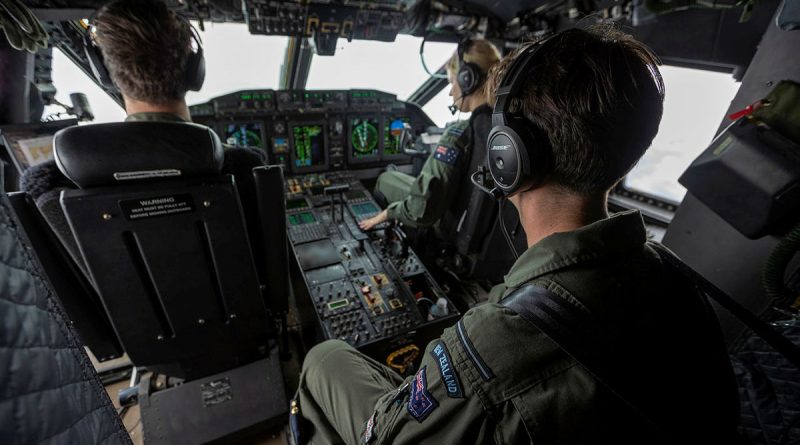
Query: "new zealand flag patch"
430 341 464 398
407 366 438 422
433 145 460 166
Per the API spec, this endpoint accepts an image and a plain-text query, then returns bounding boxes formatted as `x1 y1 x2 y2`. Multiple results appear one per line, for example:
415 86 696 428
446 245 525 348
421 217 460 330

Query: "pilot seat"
33 121 288 444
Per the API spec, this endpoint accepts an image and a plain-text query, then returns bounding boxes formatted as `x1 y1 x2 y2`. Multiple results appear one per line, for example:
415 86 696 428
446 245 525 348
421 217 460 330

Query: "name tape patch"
433 144 460 165
430 341 464 398
407 366 438 422
119 194 195 221
447 125 465 137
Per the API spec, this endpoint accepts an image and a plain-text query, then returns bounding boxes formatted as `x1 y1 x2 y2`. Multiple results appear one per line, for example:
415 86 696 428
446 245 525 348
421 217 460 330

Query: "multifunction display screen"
286 198 309 210
351 202 379 216
383 117 409 156
292 124 326 169
350 117 380 160
224 122 264 149
288 212 316 226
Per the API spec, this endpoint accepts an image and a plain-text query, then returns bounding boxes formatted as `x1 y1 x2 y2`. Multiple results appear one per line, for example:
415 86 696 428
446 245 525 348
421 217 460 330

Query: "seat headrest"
54 122 224 188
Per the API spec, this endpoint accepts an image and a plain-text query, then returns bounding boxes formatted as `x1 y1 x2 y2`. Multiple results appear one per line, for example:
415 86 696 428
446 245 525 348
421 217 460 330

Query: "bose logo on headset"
490 145 511 151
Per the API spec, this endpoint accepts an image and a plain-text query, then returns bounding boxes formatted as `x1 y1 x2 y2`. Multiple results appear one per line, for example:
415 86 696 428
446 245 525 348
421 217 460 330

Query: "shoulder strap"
648 242 800 370
500 284 669 440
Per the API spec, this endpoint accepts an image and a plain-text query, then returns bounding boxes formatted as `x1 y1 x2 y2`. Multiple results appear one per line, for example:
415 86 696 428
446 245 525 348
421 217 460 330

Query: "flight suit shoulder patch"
407 366 438 422
430 341 464 398
433 144 460 165
434 120 471 166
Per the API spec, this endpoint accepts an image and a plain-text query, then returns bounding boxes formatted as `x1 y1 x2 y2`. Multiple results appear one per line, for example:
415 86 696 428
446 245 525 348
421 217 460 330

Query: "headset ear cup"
185 49 205 91
486 125 530 195
184 25 206 91
457 66 475 96
458 62 484 97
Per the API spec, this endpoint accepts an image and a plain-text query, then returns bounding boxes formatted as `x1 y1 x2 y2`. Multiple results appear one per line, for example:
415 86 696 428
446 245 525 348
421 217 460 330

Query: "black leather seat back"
61 178 269 379
54 122 270 380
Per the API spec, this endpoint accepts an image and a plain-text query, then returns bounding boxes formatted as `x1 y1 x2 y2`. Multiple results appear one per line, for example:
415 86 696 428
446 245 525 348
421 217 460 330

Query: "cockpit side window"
623 65 740 204
43 49 126 124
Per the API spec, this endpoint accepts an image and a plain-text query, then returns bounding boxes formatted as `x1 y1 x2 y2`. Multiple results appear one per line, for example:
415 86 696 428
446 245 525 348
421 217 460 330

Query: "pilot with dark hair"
292 26 740 444
358 38 501 232
19 0 265 270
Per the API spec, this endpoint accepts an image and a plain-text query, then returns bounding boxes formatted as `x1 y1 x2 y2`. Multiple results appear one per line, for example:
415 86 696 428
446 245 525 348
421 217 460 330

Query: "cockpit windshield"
305 35 456 125
185 23 288 106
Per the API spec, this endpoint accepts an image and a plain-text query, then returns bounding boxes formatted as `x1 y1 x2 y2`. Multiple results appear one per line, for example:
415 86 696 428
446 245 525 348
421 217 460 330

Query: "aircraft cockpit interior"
1 0 799 443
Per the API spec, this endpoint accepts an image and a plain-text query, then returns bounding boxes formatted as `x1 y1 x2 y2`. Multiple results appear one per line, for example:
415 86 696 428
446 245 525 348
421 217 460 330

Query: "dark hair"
486 25 665 194
95 0 192 103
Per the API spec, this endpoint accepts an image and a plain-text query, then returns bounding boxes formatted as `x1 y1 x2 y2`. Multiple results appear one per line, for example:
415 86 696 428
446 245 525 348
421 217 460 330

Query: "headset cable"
498 198 519 260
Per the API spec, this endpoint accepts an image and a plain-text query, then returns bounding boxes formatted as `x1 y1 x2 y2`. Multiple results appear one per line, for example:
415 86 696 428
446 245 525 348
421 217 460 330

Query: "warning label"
200 377 233 407
119 194 195 221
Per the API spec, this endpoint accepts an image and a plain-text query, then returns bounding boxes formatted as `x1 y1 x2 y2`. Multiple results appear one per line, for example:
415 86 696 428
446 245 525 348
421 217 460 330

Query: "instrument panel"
192 89 454 361
284 171 459 357
190 89 434 177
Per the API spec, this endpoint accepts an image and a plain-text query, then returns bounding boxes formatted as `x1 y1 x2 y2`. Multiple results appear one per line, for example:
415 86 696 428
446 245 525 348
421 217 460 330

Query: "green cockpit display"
288 212 316 226
292 124 325 169
286 198 309 210
350 117 379 159
224 122 264 149
327 299 349 311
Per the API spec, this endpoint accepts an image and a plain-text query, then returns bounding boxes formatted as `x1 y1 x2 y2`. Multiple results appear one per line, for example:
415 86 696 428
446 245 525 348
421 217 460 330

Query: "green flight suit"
293 210 741 444
376 119 471 228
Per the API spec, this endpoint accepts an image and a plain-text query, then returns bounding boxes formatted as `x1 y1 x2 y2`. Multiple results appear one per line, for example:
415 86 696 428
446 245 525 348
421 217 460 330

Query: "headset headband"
188 23 203 54
84 9 203 90
86 11 201 50
491 33 560 127
457 38 472 64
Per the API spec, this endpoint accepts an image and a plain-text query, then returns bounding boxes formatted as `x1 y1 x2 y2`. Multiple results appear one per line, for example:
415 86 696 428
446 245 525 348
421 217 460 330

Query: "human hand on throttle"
358 209 389 231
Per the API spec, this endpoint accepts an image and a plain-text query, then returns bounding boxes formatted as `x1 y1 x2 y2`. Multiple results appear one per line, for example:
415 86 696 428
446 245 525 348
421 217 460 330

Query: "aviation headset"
455 38 486 97
485 33 562 197
82 11 206 91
